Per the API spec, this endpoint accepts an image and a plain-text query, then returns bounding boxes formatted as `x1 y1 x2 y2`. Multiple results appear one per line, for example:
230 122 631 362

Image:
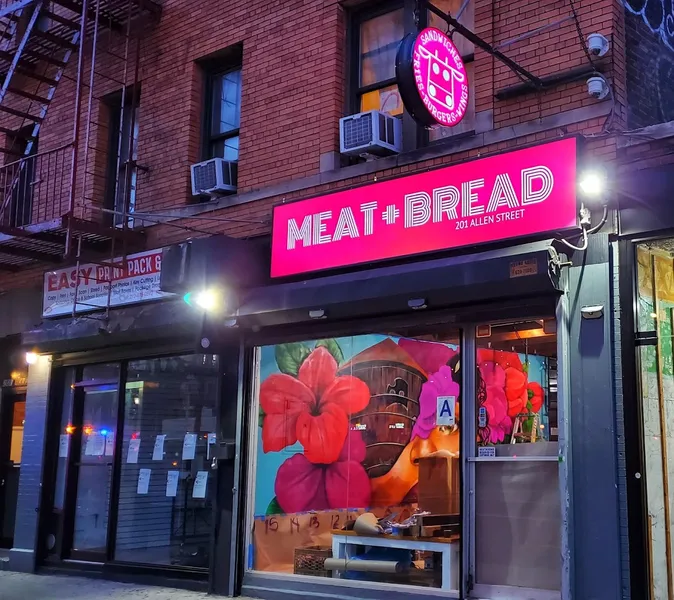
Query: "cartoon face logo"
412 28 469 127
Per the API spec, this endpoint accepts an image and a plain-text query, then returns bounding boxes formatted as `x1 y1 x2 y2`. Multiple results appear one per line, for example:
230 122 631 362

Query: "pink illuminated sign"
413 28 469 127
271 138 579 278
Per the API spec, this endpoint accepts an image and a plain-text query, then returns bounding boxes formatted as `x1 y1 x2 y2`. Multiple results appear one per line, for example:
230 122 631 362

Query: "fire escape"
0 0 160 273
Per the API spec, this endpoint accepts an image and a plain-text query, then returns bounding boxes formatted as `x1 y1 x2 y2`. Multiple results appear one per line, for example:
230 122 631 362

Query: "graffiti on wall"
624 0 674 51
624 0 674 125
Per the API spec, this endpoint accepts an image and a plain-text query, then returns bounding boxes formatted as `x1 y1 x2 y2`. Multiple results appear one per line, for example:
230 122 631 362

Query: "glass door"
64 364 120 559
0 392 26 548
467 319 561 599
634 241 674 600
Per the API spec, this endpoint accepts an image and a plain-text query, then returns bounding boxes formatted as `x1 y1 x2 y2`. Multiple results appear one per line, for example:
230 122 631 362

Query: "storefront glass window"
113 354 219 567
636 242 674 600
474 319 560 592
249 330 461 590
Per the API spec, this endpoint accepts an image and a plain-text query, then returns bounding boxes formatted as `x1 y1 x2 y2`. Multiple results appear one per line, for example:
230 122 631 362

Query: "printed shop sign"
43 248 172 317
271 137 579 278
397 27 469 128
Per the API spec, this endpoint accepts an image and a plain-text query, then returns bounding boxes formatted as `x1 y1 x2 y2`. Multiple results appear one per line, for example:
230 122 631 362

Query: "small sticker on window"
478 446 496 458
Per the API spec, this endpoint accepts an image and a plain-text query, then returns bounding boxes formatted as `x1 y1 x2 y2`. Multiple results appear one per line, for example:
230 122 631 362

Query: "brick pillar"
9 355 52 572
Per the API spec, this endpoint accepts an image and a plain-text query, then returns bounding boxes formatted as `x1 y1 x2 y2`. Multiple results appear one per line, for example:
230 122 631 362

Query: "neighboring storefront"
158 136 625 599
617 163 674 600
0 338 28 551
9 239 265 596
0 287 43 552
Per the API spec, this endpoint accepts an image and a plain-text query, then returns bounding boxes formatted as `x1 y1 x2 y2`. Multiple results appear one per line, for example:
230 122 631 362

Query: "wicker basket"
293 545 332 577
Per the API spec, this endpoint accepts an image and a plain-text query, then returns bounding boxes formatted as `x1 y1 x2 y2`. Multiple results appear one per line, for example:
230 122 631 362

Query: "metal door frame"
462 296 571 600
61 364 122 562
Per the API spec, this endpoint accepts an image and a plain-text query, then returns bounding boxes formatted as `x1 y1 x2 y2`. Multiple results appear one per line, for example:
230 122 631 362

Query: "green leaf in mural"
259 407 265 428
275 343 311 376
522 362 529 374
266 497 284 516
528 388 534 400
315 339 344 365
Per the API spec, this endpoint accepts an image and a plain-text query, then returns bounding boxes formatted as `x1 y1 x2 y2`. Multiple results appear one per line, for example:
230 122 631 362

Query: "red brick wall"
0 0 629 293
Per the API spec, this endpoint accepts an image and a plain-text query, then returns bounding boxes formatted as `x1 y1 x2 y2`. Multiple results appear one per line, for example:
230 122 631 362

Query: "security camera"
587 33 610 57
587 76 610 100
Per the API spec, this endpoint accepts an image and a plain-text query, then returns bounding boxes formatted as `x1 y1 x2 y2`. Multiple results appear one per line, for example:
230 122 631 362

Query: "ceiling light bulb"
25 352 38 365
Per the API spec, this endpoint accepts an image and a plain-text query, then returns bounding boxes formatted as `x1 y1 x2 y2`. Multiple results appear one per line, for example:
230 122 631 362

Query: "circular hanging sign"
396 27 469 128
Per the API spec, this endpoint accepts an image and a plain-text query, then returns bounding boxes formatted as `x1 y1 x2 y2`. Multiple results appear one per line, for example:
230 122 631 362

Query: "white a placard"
192 471 208 499
436 396 456 426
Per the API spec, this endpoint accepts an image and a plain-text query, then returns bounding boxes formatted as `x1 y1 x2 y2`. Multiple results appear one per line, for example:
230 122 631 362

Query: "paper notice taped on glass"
166 470 179 497
105 433 115 456
137 468 151 494
152 434 166 461
85 433 105 456
127 438 140 464
59 434 70 458
192 471 208 499
182 433 197 460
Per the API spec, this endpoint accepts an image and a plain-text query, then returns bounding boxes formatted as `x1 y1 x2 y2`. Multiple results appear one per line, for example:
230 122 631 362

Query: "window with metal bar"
106 92 140 228
205 68 242 164
349 1 476 145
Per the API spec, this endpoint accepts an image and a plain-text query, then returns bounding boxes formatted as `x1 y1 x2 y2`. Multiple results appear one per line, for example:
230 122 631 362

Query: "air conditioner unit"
340 110 402 157
190 158 238 196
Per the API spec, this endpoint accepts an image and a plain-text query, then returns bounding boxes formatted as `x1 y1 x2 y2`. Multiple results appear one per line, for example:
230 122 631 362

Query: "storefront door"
466 320 561 600
46 355 220 571
62 363 120 560
633 240 674 600
0 392 25 548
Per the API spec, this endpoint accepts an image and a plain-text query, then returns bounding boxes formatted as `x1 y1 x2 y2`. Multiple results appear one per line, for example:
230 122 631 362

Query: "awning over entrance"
236 240 563 327
23 299 203 355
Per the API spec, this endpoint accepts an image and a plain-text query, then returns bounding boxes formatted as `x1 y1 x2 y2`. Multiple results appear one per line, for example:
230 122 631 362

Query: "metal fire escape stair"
0 0 159 271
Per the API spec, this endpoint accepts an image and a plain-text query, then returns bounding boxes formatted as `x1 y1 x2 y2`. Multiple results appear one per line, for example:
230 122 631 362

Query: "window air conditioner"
190 158 238 196
339 110 402 157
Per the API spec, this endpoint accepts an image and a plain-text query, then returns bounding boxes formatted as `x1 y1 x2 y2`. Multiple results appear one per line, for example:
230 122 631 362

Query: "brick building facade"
0 1 673 599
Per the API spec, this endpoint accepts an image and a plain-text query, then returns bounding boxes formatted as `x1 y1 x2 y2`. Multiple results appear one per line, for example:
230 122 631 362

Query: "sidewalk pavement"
0 571 257 599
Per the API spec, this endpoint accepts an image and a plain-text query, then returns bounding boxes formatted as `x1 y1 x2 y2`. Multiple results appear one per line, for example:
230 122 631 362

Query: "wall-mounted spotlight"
578 169 607 201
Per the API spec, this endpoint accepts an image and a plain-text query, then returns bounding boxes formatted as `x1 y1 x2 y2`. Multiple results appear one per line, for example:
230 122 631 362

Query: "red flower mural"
527 381 544 413
260 347 370 464
504 367 529 417
275 430 372 513
477 348 523 372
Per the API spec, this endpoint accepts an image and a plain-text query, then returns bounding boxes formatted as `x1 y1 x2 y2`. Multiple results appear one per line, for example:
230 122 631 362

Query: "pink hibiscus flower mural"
478 360 513 444
259 347 370 464
413 365 460 440
275 430 372 514
397 338 460 441
398 338 458 375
